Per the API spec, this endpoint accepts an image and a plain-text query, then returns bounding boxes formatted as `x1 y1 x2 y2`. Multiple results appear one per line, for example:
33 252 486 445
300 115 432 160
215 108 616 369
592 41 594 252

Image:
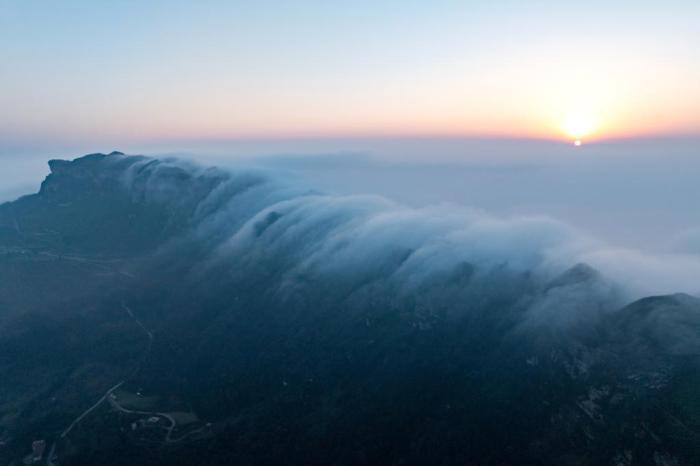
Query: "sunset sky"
2 0 699 149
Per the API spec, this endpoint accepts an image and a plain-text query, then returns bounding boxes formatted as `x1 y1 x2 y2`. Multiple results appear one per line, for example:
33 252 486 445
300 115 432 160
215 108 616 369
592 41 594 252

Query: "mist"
203 137 699 253
91 147 697 303
2 137 699 297
0 153 50 203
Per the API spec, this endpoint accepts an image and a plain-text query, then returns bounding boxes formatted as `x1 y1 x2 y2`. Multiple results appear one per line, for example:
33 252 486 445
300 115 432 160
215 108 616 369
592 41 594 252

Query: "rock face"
0 153 698 465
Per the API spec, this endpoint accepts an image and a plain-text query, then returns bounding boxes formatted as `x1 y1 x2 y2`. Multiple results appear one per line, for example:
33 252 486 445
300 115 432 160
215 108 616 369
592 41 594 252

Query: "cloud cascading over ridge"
116 154 697 296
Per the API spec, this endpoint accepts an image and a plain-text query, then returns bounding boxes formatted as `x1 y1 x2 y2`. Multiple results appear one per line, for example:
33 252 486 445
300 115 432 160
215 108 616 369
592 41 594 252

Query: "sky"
1 0 699 148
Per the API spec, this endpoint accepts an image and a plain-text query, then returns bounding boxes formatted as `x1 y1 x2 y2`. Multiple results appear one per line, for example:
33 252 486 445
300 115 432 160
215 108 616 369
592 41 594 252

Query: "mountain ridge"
0 152 698 465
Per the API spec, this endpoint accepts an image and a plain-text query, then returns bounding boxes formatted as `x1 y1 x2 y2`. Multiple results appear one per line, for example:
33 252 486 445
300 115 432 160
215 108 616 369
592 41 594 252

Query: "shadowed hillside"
0 152 698 465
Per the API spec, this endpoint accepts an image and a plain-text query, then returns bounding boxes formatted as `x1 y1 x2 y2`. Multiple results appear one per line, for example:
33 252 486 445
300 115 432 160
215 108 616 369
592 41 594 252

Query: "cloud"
668 227 700 255
580 247 700 297
16 151 696 345
108 154 700 306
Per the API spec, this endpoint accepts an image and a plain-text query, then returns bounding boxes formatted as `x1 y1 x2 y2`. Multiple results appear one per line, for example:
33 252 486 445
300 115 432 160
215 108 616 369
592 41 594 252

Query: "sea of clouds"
4 138 700 303
106 149 700 306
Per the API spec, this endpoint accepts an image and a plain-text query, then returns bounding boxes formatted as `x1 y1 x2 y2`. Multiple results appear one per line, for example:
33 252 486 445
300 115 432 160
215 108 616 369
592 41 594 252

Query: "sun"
562 113 596 144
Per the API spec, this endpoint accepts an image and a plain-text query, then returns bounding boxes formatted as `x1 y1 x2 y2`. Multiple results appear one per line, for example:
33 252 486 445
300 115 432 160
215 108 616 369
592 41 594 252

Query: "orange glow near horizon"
7 34 699 146
3 3 700 148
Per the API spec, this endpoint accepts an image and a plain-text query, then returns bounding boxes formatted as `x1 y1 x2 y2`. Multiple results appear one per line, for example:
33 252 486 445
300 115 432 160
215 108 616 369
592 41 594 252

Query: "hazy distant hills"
0 152 698 465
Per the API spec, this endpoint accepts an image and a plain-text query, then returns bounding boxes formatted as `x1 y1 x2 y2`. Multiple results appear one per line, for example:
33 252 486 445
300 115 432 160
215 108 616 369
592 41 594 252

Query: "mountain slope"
0 152 698 465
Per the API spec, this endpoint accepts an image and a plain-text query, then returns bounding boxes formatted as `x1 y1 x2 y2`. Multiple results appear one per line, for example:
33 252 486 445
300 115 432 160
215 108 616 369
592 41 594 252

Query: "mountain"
0 152 698 465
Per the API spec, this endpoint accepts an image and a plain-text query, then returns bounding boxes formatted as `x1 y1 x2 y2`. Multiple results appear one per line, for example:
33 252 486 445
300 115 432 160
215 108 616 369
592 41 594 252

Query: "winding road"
46 303 153 465
107 393 209 444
